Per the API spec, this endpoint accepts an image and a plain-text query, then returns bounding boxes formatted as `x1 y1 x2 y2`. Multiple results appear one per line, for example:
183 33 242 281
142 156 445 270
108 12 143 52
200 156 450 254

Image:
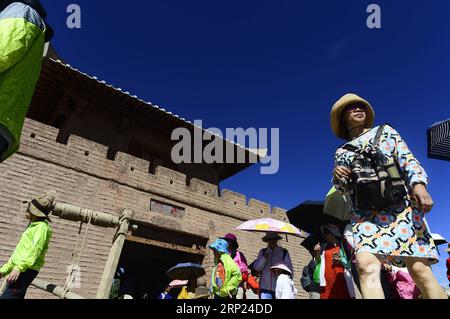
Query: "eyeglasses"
345 103 367 113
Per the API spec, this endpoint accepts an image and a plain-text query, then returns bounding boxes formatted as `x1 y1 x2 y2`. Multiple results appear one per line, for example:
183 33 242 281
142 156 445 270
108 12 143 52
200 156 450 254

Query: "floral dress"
334 125 438 267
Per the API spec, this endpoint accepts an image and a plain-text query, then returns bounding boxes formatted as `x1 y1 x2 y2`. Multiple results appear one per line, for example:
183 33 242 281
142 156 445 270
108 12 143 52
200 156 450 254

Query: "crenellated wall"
0 118 311 299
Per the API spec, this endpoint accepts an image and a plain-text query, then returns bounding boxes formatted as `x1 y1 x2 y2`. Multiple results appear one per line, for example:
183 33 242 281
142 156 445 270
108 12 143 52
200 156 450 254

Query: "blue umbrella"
167 263 205 280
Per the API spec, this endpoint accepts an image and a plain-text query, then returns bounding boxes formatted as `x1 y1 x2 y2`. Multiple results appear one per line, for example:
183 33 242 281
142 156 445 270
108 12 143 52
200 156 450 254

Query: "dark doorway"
110 223 208 299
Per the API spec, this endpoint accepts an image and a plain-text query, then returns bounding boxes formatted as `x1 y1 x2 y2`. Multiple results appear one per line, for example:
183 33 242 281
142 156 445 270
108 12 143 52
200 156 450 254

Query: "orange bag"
247 275 260 293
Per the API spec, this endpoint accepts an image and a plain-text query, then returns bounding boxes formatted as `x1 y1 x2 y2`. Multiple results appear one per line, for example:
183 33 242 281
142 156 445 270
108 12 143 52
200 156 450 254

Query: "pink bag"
388 268 420 299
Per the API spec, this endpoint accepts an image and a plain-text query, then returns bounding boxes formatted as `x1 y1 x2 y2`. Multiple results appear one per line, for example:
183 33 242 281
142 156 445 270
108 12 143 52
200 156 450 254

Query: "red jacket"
447 258 450 282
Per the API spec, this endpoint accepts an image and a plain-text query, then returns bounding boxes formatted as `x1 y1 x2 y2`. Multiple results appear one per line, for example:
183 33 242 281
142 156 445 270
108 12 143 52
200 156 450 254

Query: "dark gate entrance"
111 223 208 299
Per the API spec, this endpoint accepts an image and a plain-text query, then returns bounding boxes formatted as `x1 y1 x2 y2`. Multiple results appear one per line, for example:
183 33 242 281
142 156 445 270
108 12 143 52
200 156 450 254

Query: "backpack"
342 125 408 211
250 248 289 277
301 265 312 292
247 275 260 294
237 251 248 267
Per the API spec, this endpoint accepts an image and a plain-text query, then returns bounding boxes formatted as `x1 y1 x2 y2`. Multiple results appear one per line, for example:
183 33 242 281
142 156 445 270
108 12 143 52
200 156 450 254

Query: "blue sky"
42 0 449 287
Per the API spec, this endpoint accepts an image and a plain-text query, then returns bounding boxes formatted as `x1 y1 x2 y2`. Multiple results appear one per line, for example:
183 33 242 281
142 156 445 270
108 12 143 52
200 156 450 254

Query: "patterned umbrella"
431 233 447 246
167 263 205 280
169 279 188 288
236 218 307 238
430 233 448 256
428 119 450 162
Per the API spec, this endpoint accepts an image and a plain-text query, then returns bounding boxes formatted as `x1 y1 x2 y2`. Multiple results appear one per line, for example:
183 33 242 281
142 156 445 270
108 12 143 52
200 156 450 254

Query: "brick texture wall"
0 119 310 299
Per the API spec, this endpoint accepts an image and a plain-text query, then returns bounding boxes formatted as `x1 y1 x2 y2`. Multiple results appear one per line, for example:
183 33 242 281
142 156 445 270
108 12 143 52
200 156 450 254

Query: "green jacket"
211 253 242 298
0 2 46 162
313 243 351 285
0 221 52 275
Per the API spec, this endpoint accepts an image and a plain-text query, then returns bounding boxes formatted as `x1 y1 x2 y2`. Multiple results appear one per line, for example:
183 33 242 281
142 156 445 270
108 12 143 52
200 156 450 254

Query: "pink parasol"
236 218 307 238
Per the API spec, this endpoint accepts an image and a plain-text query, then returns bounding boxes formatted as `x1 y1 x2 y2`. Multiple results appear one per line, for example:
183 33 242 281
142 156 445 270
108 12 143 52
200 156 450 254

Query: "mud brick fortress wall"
0 118 310 299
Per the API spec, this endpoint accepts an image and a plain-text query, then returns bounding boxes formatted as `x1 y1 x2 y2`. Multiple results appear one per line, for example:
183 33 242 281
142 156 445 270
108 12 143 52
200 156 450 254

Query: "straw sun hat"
330 93 375 140
262 233 283 243
270 264 292 275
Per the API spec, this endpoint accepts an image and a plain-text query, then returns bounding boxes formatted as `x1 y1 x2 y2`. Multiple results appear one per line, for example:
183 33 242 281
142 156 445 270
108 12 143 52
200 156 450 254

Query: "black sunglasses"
345 103 367 113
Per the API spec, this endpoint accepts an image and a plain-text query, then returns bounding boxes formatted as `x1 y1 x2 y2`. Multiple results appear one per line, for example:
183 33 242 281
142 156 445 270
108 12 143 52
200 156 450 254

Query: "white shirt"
253 246 293 291
275 274 297 299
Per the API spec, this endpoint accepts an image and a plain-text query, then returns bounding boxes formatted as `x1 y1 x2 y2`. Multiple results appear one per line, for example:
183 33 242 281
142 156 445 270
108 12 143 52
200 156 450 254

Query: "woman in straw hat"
0 191 54 299
252 233 293 299
330 94 445 299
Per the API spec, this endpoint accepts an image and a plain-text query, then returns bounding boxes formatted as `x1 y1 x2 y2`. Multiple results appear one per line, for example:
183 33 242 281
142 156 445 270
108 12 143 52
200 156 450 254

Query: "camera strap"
342 125 385 154
372 125 385 150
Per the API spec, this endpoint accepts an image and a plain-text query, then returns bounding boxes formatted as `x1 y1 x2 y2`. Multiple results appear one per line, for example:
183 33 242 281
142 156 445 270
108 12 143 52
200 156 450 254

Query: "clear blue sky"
42 0 449 287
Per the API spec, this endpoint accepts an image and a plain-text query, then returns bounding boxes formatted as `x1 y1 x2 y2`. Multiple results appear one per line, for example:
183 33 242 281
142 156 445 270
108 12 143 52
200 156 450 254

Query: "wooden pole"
96 209 133 299
126 235 206 255
31 278 85 299
52 203 120 228
52 203 137 299
0 280 7 295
